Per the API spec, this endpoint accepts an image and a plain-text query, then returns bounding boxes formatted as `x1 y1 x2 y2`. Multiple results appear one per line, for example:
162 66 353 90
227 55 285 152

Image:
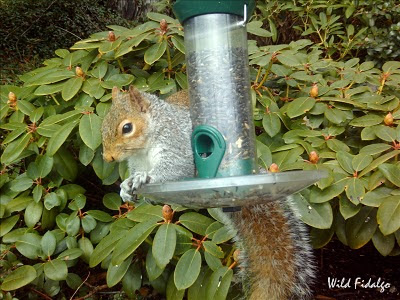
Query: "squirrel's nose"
103 153 115 162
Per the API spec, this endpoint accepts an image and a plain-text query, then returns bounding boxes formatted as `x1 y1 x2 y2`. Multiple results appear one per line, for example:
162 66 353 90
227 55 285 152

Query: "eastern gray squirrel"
101 86 315 299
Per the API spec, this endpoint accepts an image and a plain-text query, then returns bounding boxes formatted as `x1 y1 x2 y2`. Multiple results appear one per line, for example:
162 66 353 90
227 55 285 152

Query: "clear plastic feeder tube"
184 14 257 177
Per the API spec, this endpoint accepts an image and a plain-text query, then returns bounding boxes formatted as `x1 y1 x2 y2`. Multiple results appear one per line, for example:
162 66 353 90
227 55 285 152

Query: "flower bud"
7 92 17 108
310 83 319 98
160 19 168 32
309 151 319 164
162 205 173 222
8 91 16 102
108 31 116 42
384 112 394 126
233 250 240 262
75 66 84 77
269 163 279 173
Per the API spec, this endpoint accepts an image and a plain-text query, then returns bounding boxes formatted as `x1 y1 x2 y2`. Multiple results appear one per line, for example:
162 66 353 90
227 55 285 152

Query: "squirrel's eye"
122 123 133 134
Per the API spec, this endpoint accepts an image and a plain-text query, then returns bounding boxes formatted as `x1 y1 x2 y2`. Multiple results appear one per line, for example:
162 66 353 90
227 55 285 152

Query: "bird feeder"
136 0 326 208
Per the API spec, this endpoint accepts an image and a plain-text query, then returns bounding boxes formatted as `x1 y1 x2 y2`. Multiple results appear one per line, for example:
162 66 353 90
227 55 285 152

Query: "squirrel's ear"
112 86 119 100
129 85 149 113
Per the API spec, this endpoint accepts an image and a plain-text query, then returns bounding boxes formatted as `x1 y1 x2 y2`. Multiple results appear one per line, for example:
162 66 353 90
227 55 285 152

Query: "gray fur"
120 92 195 201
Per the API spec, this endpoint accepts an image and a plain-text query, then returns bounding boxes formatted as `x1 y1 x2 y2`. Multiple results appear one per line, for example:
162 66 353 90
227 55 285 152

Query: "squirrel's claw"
120 172 149 202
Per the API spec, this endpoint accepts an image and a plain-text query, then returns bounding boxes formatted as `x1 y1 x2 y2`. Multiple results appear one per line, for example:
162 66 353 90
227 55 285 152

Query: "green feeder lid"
173 0 256 24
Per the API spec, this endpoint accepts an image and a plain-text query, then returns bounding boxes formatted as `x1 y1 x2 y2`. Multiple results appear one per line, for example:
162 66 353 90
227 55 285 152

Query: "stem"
377 78 386 95
117 58 124 73
165 44 172 80
255 66 262 84
50 94 60 105
256 60 273 89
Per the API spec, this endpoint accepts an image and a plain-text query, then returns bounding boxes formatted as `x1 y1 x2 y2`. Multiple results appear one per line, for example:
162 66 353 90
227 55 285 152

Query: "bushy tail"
217 196 316 299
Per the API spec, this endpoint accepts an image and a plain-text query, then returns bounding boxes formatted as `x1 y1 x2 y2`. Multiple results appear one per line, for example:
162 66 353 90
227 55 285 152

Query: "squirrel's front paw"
120 172 149 202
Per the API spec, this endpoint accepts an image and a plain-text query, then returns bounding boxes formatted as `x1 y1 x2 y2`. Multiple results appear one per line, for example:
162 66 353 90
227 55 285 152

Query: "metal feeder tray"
136 170 327 209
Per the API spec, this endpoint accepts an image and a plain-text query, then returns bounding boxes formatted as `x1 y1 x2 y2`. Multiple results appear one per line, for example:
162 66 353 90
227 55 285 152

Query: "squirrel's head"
101 86 150 162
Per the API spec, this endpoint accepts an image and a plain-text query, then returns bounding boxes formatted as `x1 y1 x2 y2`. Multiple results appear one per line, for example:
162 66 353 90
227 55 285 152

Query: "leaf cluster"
1 8 400 300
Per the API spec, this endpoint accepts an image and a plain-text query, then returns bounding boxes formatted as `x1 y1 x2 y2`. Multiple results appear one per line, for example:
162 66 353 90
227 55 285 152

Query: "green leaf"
247 21 273 37
89 231 126 267
0 215 19 237
326 138 350 152
179 212 214 236
212 226 235 244
375 125 397 142
360 143 392 155
78 237 94 263
262 113 281 137
293 193 333 229
277 52 302 67
206 266 233 300
204 251 222 271
2 127 26 145
5 195 32 213
37 155 54 178
345 177 365 205
382 61 400 73
377 196 400 235
203 241 224 258
79 113 102 150
144 40 167 65
66 215 80 236
101 74 135 89
103 193 121 210
171 36 185 54
127 203 163 222
188 267 210 300
34 82 65 95
16 100 35 115
346 206 377 249
147 12 177 24
286 97 315 118
82 78 105 99
25 69 74 86
10 175 33 192
47 120 79 156
167 273 185 300
61 77 84 101
57 248 83 261
378 163 400 187
79 143 95 166
107 256 132 288
53 146 78 181
87 210 113 222
82 215 97 233
174 249 201 290
41 231 57 257
15 233 42 259
372 230 395 256
310 177 347 203
146 250 165 281
336 151 354 174
359 150 400 177
349 114 383 127
122 263 142 298
324 108 347 124
44 192 61 210
44 259 68 281
153 223 176 268
339 197 361 220
112 220 158 265
92 149 116 180
0 265 37 291
1 133 31 165
66 273 83 290
24 201 43 228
